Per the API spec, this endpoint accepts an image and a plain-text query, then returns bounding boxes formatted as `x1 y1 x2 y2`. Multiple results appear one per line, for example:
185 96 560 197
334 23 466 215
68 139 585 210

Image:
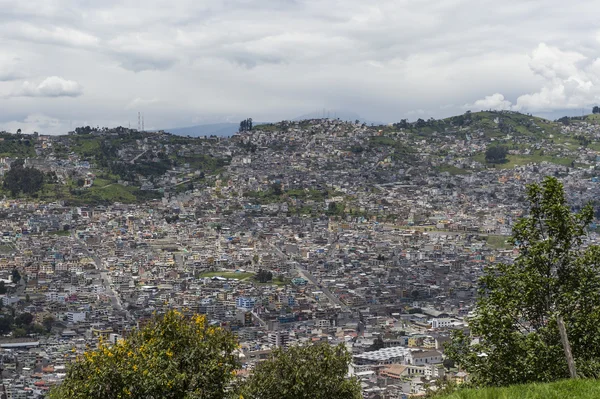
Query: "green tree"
255 269 273 283
15 312 33 326
367 335 384 352
12 327 26 338
49 310 240 399
0 317 10 334
42 315 55 332
11 269 20 284
445 177 600 386
485 145 508 164
240 343 361 399
3 160 44 196
270 182 282 196
0 281 6 295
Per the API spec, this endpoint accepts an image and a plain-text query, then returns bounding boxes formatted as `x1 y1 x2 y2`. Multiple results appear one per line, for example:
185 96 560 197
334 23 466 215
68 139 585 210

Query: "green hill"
438 379 600 399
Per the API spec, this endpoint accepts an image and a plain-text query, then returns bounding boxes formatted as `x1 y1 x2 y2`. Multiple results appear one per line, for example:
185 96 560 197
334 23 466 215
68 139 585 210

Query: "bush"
49 310 240 399
239 343 362 399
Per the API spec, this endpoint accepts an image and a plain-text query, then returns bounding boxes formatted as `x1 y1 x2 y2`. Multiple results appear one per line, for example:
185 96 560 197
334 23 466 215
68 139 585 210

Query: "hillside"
438 379 600 399
0 110 599 205
165 122 243 137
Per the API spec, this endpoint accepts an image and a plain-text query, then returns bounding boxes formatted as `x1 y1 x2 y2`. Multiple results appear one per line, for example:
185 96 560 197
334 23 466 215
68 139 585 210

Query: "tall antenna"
138 112 141 131
142 114 145 132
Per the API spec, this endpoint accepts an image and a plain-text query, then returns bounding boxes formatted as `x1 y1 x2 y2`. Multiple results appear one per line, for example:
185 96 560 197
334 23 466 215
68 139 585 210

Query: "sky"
2 0 600 134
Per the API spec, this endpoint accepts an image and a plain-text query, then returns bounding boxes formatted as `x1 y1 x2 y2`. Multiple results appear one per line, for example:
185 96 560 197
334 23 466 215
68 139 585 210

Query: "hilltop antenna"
142 114 145 132
138 112 141 131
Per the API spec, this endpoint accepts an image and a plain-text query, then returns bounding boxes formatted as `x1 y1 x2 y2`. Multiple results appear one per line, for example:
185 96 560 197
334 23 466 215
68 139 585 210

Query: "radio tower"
138 112 141 131
142 114 145 132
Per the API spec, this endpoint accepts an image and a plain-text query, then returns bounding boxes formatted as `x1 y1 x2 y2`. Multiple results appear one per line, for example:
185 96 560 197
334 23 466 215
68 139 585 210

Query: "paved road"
266 240 350 312
74 234 124 312
295 265 350 313
130 150 149 164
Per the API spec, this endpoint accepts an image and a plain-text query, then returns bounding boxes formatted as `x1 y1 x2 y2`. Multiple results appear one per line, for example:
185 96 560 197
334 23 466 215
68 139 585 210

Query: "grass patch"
87 183 137 203
0 245 14 254
439 379 600 399
48 230 71 237
473 153 574 169
93 178 113 187
199 271 254 280
485 235 512 250
438 164 470 175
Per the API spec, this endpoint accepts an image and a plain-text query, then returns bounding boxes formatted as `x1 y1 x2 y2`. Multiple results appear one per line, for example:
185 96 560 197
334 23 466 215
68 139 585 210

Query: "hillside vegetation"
438 379 600 399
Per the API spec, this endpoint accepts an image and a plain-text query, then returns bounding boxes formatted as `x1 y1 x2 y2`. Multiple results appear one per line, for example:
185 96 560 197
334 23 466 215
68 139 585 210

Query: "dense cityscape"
0 111 598 397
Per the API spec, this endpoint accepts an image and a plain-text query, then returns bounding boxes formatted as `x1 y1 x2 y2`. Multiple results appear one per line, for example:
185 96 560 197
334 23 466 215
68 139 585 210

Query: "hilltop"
0 110 598 205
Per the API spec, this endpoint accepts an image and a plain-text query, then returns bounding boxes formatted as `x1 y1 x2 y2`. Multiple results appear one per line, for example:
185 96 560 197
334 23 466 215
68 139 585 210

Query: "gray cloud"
1 0 600 132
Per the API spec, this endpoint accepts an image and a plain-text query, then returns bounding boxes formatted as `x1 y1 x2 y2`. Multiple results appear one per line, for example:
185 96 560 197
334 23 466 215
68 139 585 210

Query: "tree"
3 160 44 196
49 310 239 399
485 145 508 164
11 269 21 284
367 335 384 352
593 106 600 114
239 118 253 132
42 316 55 332
270 182 283 196
240 343 362 399
445 177 600 387
16 312 33 326
256 269 273 283
12 327 26 338
0 281 6 295
0 317 10 334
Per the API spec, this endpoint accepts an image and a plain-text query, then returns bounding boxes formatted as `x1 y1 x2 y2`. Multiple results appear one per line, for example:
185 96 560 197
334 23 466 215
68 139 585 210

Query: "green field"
439 379 600 399
48 230 71 237
199 271 254 280
473 153 574 169
485 235 512 250
0 245 14 254
438 164 471 175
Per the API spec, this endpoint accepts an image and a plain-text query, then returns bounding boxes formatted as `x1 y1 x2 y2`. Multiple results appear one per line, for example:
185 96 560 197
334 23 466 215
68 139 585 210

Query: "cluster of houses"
2 117 600 397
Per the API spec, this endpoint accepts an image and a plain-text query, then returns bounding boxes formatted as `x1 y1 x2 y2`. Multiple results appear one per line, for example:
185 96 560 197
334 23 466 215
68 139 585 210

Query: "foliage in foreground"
445 177 600 387
50 310 361 399
240 342 362 399
49 311 240 399
437 379 600 399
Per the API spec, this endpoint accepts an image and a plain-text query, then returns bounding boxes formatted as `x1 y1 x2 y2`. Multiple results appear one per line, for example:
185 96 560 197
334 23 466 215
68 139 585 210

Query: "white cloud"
464 93 513 111
0 113 65 134
14 76 83 98
513 43 600 112
2 0 600 129
465 43 600 113
3 23 100 48
126 97 160 110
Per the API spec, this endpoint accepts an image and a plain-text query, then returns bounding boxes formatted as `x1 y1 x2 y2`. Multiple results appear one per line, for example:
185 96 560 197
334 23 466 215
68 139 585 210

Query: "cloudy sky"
1 0 600 133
